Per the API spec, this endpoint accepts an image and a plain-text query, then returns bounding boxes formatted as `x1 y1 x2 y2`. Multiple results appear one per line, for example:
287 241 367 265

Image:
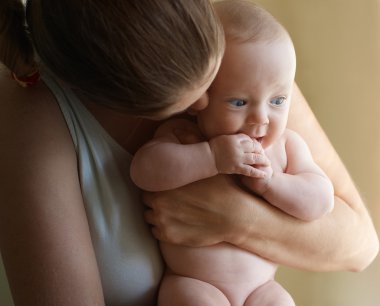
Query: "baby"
131 1 334 305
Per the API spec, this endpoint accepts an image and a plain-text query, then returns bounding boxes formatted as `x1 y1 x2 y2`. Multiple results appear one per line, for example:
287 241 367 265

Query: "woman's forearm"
228 189 378 272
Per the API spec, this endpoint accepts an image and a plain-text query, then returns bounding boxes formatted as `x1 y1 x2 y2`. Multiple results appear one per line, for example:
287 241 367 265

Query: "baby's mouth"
255 137 264 143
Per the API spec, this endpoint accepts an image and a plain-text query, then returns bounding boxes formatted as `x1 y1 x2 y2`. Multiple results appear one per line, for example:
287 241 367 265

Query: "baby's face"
197 37 296 149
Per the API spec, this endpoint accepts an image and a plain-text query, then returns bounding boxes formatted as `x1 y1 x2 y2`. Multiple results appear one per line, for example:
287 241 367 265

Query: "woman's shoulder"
0 65 76 169
1 66 59 122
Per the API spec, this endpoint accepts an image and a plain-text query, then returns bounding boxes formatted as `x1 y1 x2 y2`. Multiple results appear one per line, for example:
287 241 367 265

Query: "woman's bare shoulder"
0 67 105 305
0 65 78 195
0 66 73 154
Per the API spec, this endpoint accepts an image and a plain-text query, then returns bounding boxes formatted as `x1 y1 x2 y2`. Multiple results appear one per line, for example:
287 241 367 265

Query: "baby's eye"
270 96 286 106
228 99 247 107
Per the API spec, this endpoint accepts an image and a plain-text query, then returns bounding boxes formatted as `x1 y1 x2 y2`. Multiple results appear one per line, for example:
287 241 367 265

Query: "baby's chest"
265 143 287 173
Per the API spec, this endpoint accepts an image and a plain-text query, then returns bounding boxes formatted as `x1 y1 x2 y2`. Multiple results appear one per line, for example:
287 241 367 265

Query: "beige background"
251 0 380 305
1 1 380 305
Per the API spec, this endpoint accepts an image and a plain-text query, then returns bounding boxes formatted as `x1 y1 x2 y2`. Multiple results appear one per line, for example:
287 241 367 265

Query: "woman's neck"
81 99 160 155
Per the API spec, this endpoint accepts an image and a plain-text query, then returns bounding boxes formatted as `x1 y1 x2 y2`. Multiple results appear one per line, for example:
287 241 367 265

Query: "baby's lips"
252 136 264 143
250 136 265 152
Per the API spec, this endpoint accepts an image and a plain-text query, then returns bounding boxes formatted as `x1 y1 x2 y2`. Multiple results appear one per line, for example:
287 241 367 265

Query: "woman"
0 0 378 305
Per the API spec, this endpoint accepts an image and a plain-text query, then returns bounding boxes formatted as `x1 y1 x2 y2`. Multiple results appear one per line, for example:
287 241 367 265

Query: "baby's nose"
247 106 269 125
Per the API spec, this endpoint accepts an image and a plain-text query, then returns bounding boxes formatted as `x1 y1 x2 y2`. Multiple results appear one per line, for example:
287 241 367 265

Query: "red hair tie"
11 69 41 87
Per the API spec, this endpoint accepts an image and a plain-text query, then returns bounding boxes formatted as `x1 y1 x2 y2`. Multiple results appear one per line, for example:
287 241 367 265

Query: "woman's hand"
143 174 253 247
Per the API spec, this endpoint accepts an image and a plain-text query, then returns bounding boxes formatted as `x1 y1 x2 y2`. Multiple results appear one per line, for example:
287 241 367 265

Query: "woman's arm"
144 83 379 272
0 74 106 305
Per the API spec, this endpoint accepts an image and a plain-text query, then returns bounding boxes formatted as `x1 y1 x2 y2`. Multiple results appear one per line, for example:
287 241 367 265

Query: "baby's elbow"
311 179 335 220
298 208 329 222
130 170 157 192
130 158 141 185
314 196 334 221
130 158 154 191
322 184 335 216
298 186 335 222
321 177 335 211
130 159 174 192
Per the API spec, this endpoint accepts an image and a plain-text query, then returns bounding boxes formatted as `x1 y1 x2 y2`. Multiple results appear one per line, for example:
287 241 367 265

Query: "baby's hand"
209 134 270 177
241 163 274 195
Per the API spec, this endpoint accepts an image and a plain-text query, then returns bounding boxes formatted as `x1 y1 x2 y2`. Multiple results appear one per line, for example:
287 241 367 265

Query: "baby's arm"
243 129 334 221
131 119 267 191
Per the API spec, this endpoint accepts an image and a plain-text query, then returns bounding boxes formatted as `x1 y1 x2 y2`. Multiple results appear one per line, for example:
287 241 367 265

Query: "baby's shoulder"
267 129 299 153
283 128 307 147
267 129 306 166
154 117 200 137
283 128 313 161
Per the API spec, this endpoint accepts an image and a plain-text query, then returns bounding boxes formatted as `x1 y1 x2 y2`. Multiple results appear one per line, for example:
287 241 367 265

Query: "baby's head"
215 0 290 45
197 0 296 149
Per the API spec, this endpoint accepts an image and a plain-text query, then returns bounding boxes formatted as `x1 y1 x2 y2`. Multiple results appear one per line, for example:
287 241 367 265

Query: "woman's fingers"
141 177 238 246
145 208 211 246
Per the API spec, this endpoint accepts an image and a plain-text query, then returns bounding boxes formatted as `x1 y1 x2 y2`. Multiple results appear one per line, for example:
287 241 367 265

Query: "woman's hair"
0 0 224 115
0 0 35 76
214 0 288 44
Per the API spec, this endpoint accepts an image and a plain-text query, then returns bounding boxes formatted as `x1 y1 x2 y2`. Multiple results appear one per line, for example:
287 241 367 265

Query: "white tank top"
0 71 163 306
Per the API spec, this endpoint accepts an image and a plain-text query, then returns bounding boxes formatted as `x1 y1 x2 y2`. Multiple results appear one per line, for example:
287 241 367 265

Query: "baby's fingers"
238 165 267 178
241 138 263 153
244 152 270 166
